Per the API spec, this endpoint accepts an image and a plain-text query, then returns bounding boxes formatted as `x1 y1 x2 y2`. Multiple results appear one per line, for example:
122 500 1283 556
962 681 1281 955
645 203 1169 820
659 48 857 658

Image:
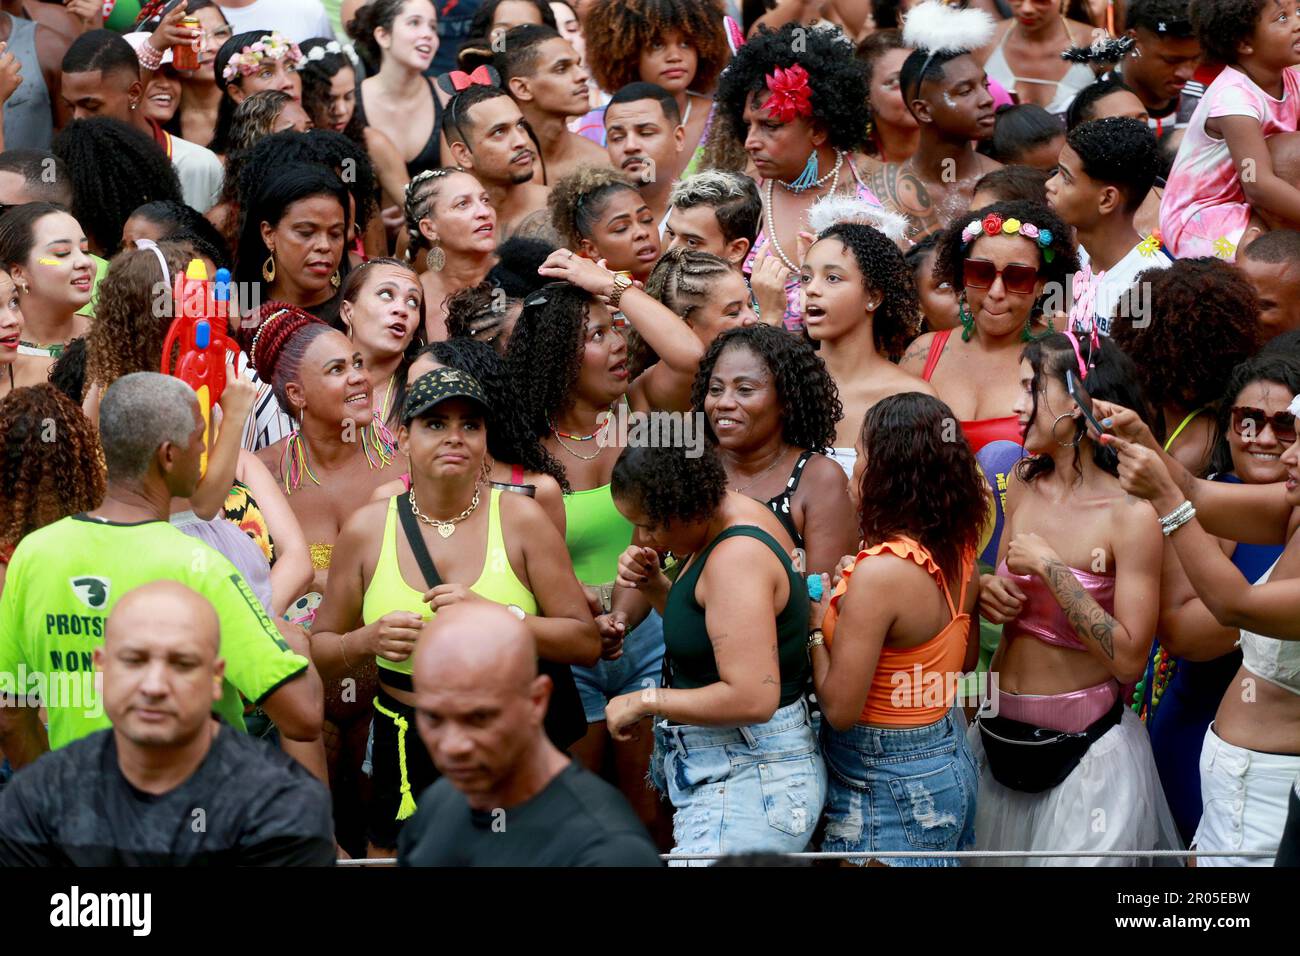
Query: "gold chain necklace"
729 446 788 494
409 485 481 538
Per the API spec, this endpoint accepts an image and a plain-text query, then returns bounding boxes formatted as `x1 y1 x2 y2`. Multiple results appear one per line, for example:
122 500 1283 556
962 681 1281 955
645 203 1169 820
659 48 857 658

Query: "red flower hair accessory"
764 64 813 123
982 213 1003 236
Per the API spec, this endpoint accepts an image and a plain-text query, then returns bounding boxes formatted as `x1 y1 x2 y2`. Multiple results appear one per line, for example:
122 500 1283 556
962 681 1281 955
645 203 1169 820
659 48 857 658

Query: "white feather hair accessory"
902 0 996 55
806 194 909 242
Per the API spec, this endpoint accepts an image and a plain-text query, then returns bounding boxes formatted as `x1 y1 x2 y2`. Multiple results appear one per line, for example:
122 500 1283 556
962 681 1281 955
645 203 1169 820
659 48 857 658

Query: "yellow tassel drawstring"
373 696 418 821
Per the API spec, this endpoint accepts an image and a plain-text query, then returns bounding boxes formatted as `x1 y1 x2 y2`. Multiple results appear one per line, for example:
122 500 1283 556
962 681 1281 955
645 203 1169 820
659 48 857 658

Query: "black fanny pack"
976 695 1123 794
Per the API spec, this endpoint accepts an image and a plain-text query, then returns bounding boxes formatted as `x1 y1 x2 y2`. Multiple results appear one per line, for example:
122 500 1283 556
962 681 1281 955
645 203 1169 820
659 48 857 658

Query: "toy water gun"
160 259 240 475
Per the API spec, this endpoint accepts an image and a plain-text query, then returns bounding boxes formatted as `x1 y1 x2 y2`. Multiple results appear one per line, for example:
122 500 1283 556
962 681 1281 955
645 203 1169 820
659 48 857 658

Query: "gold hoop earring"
262 256 276 283
426 244 445 272
330 270 341 289
479 456 493 484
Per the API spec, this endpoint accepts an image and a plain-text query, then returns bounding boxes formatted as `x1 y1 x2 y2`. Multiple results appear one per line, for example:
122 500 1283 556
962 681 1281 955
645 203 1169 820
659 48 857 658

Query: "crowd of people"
0 0 1298 869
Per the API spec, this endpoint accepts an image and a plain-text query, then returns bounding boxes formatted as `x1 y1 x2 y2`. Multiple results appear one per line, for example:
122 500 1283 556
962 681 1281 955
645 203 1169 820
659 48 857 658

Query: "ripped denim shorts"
821 709 978 866
652 698 826 866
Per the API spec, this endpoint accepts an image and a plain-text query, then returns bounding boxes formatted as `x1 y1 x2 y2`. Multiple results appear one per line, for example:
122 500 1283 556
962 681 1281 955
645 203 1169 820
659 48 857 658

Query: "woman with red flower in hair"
715 22 884 331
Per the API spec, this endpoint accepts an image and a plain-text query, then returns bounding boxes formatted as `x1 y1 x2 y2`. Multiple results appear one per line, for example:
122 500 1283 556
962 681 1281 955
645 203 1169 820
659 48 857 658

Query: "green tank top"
663 525 809 708
362 490 537 677
562 484 633 586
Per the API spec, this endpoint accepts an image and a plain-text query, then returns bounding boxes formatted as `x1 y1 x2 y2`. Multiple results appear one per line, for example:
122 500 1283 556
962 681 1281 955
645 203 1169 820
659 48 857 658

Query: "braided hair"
403 167 469 263
243 302 333 418
634 248 734 377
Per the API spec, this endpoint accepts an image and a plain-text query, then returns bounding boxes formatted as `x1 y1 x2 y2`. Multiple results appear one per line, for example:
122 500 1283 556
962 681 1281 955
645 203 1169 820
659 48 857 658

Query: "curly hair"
1208 351 1300 475
416 337 568 489
814 222 921 358
934 199 1080 310
691 324 842 454
229 90 298 153
1110 258 1260 423
0 384 106 551
716 23 869 153
611 442 728 528
582 0 728 95
1067 117 1161 214
854 392 986 583
298 38 365 142
546 165 639 250
1016 332 1154 483
84 242 191 393
502 281 594 465
1190 0 1266 65
50 118 183 254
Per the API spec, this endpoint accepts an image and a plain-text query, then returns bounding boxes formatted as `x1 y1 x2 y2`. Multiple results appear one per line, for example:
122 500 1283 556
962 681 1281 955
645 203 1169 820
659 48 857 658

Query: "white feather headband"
806 195 909 243
902 0 996 55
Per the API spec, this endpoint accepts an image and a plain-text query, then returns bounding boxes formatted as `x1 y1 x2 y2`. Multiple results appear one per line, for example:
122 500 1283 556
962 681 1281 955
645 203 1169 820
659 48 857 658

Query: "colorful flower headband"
764 63 813 123
961 213 1056 263
222 33 304 83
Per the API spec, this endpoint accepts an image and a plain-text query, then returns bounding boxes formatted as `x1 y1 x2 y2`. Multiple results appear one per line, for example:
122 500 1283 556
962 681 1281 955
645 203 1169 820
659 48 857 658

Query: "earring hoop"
330 270 341 289
1051 411 1082 448
262 256 276 283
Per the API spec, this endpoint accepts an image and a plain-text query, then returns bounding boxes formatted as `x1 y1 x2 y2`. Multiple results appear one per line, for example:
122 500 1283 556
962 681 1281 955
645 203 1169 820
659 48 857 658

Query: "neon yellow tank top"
362 490 537 676
563 483 634 586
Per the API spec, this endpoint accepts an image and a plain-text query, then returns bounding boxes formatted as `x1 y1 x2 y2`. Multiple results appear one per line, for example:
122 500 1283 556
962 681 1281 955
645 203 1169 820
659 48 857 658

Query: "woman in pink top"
1160 0 1300 260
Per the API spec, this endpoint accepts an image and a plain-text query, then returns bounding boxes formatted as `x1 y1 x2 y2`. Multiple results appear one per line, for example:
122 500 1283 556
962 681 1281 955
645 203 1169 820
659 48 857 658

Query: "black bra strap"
396 494 444 590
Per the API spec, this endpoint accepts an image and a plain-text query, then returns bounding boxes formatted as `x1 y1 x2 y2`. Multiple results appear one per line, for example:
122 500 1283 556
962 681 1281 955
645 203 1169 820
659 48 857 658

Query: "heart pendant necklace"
409 485 481 539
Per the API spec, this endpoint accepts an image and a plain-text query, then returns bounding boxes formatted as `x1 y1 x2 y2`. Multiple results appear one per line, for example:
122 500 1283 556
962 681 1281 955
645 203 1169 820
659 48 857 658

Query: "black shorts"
367 687 439 851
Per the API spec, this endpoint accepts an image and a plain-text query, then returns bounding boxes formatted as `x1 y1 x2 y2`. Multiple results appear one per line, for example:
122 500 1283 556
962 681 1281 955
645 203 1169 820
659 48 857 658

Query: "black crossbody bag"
396 493 587 750
975 696 1123 793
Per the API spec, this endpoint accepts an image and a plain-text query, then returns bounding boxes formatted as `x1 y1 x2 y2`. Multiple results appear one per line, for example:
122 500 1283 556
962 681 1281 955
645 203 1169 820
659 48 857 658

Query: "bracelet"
137 41 163 72
338 631 354 670
1158 499 1196 536
807 628 825 652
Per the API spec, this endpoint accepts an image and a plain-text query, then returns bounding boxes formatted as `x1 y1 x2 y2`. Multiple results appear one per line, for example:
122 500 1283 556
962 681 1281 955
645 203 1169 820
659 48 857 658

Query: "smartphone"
1066 369 1105 437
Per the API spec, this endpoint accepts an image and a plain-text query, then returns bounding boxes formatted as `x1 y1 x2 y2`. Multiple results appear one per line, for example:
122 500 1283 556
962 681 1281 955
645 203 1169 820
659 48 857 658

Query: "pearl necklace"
765 153 843 273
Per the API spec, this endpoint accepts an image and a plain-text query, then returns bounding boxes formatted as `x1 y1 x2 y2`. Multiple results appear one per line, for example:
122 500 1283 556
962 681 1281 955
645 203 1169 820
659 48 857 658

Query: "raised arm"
189 367 257 521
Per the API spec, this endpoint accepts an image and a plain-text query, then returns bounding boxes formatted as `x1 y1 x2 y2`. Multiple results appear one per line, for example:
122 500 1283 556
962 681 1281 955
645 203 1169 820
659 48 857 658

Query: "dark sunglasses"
963 258 1039 295
1231 406 1297 444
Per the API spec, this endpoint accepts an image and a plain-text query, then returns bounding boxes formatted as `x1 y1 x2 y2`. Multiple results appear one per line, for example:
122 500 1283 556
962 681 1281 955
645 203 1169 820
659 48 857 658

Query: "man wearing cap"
312 367 598 854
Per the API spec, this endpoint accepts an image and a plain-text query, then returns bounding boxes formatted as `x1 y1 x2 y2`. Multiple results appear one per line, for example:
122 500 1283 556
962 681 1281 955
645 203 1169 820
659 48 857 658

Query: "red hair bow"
446 65 496 91
763 64 813 123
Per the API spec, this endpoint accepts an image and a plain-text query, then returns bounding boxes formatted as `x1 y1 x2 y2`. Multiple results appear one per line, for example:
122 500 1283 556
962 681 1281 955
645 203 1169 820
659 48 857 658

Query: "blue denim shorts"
653 698 827 866
572 611 665 723
821 709 978 866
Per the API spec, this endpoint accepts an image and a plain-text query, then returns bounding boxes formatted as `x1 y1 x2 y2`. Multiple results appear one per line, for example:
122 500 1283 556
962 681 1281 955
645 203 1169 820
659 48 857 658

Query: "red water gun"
160 259 240 473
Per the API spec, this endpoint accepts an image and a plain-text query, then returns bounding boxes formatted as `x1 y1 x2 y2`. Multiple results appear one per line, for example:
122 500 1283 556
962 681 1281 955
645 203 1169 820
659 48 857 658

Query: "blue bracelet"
806 574 823 602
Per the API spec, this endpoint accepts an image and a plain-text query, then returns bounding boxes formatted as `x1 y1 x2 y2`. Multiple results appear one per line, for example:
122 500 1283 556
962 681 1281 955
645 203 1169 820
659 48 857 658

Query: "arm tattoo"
1042 558 1116 660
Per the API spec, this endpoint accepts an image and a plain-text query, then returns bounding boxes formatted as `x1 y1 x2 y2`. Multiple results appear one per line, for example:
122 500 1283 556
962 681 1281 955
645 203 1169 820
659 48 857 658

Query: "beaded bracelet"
1159 500 1196 536
137 40 163 72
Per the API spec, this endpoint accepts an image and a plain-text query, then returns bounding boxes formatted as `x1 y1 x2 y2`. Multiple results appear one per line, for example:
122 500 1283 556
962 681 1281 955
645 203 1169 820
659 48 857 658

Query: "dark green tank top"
663 525 809 708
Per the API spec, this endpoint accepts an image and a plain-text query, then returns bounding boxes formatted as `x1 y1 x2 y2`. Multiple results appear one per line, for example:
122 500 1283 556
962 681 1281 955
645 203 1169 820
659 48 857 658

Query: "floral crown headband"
222 33 304 83
961 212 1057 263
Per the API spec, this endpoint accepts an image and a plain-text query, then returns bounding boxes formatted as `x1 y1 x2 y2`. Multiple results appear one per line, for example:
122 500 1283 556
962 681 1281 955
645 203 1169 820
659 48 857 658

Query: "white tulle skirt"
967 709 1184 866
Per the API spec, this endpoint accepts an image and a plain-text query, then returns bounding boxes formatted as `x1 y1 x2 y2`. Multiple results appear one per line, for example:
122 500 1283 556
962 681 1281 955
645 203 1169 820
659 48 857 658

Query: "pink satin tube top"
996 559 1116 652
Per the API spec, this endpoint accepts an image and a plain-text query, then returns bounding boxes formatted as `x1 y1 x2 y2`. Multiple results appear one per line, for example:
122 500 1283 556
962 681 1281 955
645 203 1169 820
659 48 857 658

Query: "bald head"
98 580 225 749
411 603 552 806
413 603 537 695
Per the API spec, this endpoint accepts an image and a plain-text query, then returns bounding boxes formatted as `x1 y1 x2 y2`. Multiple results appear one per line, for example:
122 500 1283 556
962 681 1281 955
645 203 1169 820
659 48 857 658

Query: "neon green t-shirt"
0 515 308 750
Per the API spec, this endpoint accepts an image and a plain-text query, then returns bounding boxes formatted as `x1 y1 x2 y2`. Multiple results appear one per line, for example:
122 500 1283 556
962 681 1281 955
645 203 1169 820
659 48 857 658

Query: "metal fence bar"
337 848 1275 866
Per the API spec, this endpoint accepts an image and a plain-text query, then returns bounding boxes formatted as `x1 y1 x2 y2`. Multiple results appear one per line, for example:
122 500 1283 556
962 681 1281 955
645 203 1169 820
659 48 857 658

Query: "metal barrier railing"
335 848 1276 866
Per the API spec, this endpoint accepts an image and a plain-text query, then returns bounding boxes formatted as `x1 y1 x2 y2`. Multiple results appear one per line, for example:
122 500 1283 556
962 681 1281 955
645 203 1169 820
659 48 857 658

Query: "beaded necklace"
764 152 843 273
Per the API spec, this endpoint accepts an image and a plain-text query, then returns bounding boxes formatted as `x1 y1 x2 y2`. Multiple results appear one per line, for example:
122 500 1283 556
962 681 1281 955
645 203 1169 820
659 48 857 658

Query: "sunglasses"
1231 406 1297 444
962 258 1039 295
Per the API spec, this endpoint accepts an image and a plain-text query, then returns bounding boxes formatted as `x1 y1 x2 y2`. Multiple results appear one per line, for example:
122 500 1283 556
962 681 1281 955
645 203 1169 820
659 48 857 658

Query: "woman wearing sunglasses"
901 200 1078 674
802 222 935 480
973 331 1180 864
1100 373 1300 867
1139 353 1300 846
